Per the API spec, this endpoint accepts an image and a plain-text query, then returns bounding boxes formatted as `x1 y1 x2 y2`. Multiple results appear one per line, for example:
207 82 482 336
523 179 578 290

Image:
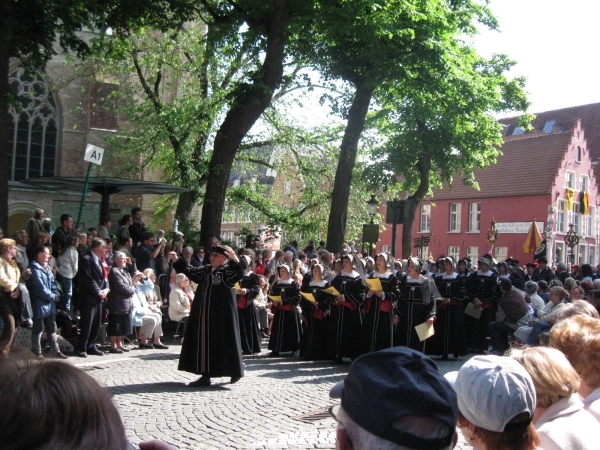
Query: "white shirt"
57 246 78 279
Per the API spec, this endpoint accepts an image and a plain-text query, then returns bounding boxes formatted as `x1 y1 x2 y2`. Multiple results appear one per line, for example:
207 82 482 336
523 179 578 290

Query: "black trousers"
488 321 516 353
76 301 103 352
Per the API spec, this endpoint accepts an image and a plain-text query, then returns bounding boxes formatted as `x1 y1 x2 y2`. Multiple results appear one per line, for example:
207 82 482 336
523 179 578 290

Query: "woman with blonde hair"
550 315 600 421
291 258 304 284
0 238 20 356
510 346 597 449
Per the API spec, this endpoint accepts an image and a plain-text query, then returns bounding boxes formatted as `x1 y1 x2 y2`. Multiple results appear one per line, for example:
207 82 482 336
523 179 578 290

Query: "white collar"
278 278 293 285
342 270 360 278
477 270 494 276
310 280 328 287
372 271 391 279
441 272 458 279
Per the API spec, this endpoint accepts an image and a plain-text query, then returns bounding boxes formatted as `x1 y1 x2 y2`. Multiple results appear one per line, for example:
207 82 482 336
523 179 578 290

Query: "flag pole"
76 162 93 230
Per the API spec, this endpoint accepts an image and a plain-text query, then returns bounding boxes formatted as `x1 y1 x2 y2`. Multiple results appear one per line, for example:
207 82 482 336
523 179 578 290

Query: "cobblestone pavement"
72 342 473 450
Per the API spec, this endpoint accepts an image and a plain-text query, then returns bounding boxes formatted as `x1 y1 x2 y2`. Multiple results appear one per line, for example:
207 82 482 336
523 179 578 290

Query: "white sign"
495 222 544 234
84 144 104 165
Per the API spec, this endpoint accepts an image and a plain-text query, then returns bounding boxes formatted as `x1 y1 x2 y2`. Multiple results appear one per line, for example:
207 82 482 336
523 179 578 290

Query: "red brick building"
376 116 599 267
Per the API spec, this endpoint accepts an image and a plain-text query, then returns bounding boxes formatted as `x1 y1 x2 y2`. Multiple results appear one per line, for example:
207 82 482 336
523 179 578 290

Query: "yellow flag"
566 188 575 210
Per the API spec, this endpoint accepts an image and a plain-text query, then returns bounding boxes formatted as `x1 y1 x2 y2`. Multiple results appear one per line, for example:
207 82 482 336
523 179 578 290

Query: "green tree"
365 46 531 257
0 0 198 232
297 0 498 253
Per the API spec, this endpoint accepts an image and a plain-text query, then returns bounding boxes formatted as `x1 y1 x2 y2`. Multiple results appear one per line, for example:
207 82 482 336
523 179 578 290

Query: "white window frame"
590 246 597 266
467 246 478 263
555 241 565 264
449 203 461 232
578 244 587 266
468 203 481 232
565 171 576 189
420 204 431 232
381 245 391 253
448 246 460 261
581 175 589 192
586 206 595 237
573 203 581 235
495 247 508 262
557 200 567 233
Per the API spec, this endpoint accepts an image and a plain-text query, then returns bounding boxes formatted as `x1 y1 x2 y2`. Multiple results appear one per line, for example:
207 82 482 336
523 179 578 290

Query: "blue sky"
477 0 600 115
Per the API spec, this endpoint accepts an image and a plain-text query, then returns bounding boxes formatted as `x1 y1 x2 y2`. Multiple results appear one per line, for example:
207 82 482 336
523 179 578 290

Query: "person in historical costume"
299 263 332 360
267 264 301 357
397 257 439 352
532 256 554 283
236 255 262 355
431 256 468 359
464 254 497 353
356 252 400 356
178 245 244 387
326 254 368 363
505 257 525 290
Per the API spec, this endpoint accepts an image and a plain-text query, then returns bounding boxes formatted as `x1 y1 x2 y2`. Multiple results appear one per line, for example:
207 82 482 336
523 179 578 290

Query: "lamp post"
363 195 379 257
565 223 580 266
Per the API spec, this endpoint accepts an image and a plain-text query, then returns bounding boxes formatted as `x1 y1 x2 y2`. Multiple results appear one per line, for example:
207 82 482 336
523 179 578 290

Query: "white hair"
285 250 294 258
183 246 193 253
336 407 453 450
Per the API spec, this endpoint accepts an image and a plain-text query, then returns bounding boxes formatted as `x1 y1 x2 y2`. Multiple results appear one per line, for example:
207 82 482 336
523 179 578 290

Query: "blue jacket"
26 261 60 319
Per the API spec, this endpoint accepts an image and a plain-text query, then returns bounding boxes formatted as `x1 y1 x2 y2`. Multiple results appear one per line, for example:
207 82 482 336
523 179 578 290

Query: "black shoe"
261 332 268 339
230 376 241 384
267 351 279 357
118 346 130 352
139 342 153 349
333 356 344 364
242 350 252 356
87 346 104 356
109 348 124 354
188 376 211 387
153 343 169 349
75 351 88 358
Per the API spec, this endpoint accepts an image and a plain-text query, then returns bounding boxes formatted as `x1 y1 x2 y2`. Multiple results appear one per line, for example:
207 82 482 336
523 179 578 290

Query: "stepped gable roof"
430 131 572 200
499 102 600 160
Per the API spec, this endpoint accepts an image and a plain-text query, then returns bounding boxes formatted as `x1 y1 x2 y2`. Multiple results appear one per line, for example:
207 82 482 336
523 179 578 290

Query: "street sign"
84 144 104 165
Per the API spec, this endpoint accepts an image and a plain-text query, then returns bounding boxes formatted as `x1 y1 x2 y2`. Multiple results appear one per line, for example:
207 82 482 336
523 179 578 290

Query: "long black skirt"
356 300 393 357
325 304 362 359
268 306 301 353
426 302 468 358
238 303 262 354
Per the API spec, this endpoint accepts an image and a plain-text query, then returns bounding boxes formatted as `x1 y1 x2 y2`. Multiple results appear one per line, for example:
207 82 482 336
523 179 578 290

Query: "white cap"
454 355 536 432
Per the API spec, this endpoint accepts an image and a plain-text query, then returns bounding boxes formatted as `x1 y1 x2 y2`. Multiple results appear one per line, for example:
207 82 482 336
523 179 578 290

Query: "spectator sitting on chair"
133 274 168 350
168 273 193 334
329 346 459 450
513 286 567 346
487 278 530 355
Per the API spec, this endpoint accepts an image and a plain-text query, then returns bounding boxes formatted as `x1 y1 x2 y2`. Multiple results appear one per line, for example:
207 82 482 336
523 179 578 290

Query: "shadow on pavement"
110 381 232 396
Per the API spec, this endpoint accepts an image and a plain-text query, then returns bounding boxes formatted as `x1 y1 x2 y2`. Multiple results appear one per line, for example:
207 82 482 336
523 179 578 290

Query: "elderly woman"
0 238 21 356
513 286 567 346
454 355 540 450
397 257 440 353
26 245 66 359
107 251 143 353
550 315 600 421
510 347 598 449
523 280 544 314
169 273 193 330
133 271 168 350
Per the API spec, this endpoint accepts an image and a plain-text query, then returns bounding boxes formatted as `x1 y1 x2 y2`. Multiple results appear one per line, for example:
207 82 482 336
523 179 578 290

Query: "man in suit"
75 238 110 357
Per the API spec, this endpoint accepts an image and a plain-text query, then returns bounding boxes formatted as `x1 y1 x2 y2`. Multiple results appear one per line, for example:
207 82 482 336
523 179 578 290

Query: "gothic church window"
7 68 59 181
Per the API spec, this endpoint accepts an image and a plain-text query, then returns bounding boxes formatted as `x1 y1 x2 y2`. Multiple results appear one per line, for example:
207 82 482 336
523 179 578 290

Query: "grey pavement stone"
70 342 473 450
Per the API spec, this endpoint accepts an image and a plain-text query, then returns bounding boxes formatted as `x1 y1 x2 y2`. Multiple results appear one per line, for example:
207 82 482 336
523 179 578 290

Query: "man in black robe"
178 245 244 387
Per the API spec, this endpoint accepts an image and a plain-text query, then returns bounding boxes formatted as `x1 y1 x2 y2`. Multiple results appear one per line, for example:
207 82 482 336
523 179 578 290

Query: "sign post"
76 144 104 229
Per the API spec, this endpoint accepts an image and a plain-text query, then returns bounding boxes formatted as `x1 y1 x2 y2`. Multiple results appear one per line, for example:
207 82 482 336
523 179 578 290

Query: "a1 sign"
84 144 104 165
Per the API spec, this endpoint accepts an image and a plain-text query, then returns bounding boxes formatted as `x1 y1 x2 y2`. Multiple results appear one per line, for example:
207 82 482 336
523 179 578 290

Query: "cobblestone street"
72 341 472 450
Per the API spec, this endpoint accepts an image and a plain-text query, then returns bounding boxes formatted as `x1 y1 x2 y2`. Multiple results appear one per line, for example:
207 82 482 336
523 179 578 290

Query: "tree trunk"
175 189 199 223
199 0 290 250
325 83 373 253
401 143 432 259
0 0 12 234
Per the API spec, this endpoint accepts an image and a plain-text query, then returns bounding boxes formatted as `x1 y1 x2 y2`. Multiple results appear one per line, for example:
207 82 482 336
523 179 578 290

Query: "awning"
523 220 543 254
21 176 190 221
